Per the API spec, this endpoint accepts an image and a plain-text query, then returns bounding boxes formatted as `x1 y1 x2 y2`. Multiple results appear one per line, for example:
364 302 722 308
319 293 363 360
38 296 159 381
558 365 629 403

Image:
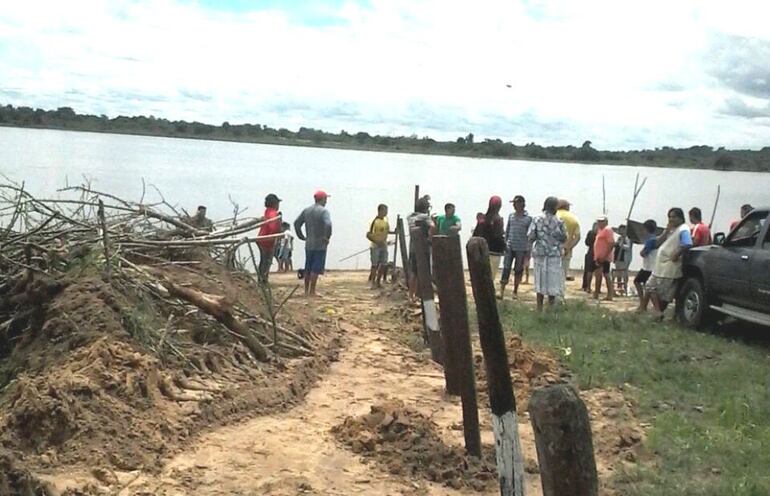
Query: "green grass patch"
499 300 770 495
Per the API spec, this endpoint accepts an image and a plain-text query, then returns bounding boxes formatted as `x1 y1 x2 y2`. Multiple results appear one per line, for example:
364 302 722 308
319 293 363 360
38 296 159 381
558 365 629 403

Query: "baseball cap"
265 193 282 203
313 190 330 201
510 195 525 203
596 215 608 222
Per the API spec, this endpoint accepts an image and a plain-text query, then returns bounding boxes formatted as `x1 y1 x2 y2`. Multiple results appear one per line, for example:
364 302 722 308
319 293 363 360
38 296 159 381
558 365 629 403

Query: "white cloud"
1 0 769 149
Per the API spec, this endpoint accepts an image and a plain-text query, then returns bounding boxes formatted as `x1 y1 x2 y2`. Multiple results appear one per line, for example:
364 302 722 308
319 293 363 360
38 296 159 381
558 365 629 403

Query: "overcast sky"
1 0 769 150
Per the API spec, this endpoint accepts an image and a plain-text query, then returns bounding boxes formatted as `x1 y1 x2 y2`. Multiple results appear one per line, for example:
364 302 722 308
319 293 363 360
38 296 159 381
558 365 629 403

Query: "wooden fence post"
98 199 111 281
391 215 400 284
529 384 598 496
431 234 482 457
397 217 410 284
411 226 442 362
466 236 525 496
431 235 461 393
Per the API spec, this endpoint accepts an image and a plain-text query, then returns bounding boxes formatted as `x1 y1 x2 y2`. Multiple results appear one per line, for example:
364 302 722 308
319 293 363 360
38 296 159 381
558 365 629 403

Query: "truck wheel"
677 277 713 329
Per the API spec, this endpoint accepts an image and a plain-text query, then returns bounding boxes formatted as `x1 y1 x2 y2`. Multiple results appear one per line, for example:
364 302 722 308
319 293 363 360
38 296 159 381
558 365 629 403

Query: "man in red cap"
257 193 282 282
294 190 332 297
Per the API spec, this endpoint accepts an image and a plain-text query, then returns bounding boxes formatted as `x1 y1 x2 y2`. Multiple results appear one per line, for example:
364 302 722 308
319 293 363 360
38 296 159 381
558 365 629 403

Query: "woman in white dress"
528 197 567 310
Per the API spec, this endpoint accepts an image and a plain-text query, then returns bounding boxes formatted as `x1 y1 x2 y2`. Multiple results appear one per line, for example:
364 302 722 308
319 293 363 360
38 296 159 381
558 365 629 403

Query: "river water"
1 127 767 271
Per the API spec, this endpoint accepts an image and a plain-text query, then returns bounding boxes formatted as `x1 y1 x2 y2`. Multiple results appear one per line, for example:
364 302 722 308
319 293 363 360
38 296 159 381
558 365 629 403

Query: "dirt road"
36 270 641 495
118 272 542 495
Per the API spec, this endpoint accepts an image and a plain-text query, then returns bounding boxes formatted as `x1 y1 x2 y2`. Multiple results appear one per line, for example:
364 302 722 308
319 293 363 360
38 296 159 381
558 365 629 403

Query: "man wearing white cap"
295 190 332 297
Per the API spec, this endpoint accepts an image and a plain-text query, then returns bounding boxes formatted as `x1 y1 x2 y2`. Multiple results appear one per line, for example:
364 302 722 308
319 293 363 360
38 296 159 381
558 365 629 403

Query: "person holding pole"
294 190 332 297
500 195 532 300
528 196 567 310
367 204 390 289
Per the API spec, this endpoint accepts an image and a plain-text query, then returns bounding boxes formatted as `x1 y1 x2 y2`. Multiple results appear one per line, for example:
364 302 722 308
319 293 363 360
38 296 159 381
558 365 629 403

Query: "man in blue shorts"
294 190 332 297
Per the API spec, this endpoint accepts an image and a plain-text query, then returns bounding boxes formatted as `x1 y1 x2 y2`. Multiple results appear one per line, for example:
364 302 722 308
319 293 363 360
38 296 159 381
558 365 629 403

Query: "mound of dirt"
332 401 496 491
0 254 340 489
475 334 566 410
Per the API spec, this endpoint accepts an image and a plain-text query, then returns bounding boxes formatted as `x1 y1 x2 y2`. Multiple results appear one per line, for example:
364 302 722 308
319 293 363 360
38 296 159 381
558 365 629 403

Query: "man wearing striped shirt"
500 195 532 300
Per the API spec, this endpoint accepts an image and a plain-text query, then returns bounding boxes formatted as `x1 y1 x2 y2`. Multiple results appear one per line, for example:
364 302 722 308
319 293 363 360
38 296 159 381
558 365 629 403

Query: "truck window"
728 212 766 248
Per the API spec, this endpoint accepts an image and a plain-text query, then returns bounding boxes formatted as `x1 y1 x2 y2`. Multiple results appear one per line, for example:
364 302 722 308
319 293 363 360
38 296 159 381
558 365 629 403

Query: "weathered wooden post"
397 216 410 284
431 234 482 457
411 225 441 362
391 215 400 284
432 235 461 393
466 236 525 496
414 184 420 211
97 199 111 281
529 384 598 496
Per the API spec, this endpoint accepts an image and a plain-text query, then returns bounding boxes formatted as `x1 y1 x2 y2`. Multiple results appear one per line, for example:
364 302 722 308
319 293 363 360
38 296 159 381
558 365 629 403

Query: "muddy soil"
6 270 646 495
332 401 498 492
0 257 339 495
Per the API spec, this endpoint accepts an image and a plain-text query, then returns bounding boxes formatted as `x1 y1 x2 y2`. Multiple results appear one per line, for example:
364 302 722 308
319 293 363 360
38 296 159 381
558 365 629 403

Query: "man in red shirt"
689 207 711 247
257 193 282 282
592 215 615 301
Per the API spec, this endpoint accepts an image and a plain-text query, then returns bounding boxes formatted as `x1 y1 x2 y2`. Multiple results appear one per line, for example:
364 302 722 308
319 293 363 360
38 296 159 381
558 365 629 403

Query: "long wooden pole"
467 236 525 495
412 226 442 362
709 185 721 229
602 175 606 215
625 174 648 223
431 235 481 457
397 217 410 283
391 216 399 283
339 240 395 262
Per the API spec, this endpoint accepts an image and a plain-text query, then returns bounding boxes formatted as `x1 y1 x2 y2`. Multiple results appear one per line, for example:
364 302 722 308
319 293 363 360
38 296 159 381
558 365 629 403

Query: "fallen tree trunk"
161 281 270 362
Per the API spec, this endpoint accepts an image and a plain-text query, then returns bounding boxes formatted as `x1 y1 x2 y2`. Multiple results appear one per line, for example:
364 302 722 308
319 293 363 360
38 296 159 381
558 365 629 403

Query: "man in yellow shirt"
367 204 390 288
556 199 581 283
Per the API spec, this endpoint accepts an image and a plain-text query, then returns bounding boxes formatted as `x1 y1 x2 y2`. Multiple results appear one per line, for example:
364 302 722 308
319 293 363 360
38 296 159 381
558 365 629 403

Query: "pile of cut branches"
0 178 312 373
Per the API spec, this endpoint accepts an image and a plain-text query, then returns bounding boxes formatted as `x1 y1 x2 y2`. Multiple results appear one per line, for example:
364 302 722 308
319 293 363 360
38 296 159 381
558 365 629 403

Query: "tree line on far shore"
2 104 768 172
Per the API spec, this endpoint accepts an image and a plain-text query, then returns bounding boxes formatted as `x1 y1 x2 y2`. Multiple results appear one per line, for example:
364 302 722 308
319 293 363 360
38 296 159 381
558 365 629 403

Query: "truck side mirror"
713 233 725 245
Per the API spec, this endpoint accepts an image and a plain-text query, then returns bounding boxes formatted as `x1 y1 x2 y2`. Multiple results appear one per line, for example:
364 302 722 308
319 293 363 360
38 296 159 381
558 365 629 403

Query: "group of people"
378 193 749 316
212 190 332 297
191 190 752 312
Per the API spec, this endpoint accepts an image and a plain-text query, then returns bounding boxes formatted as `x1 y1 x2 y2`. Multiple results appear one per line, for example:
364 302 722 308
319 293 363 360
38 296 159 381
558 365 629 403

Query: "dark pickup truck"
678 207 770 329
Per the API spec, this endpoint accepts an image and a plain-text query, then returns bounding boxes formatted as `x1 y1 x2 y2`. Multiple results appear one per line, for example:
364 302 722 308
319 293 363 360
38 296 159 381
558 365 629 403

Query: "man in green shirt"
435 203 462 236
